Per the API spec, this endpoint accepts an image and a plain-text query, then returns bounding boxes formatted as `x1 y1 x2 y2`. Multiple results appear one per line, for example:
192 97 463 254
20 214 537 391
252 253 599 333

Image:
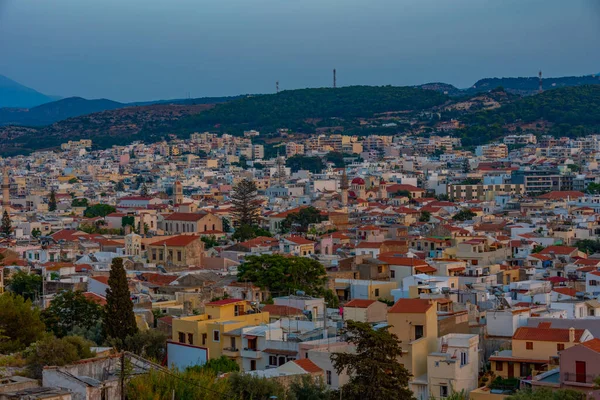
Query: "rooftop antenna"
538 70 543 94
333 69 337 88
276 81 280 94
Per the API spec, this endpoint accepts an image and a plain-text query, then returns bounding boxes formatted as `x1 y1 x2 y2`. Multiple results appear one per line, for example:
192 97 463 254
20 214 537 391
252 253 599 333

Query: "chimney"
569 327 575 343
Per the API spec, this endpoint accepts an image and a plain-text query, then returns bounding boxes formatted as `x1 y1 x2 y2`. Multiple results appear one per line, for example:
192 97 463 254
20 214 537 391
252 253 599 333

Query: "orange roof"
149 235 200 247
513 327 586 342
552 287 577 297
284 236 315 245
377 253 428 267
138 273 178 286
345 299 377 308
539 246 578 256
206 298 244 306
82 292 107 306
415 265 437 273
580 338 600 353
538 191 585 200
389 298 433 314
356 242 382 249
90 276 109 285
293 358 322 373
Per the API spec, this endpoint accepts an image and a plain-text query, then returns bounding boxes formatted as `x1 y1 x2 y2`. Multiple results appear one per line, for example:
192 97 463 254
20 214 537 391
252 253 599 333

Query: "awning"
244 335 257 340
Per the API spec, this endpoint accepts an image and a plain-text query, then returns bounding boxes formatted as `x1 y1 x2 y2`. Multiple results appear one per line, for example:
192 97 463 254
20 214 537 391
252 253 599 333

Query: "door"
575 361 586 383
507 363 514 378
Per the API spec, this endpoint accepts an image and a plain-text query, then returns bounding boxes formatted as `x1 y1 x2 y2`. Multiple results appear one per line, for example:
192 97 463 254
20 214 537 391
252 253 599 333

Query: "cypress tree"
1 210 11 236
103 258 138 342
48 189 57 211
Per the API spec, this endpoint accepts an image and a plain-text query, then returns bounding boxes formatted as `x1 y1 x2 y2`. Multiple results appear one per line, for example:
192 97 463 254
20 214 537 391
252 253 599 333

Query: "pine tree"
1 210 11 236
103 258 138 343
48 189 57 212
231 179 261 227
140 183 149 197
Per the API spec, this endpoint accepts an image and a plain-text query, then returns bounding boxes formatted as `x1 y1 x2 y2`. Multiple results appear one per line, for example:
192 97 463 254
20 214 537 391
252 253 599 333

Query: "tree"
232 225 272 242
532 245 545 254
7 270 43 301
0 293 46 353
122 215 135 230
331 320 413 400
280 206 326 234
118 329 168 361
41 290 103 338
419 211 431 222
289 375 331 400
48 189 57 211
31 228 42 238
84 203 116 218
222 217 231 233
452 208 477 222
68 177 78 184
574 239 600 255
25 335 95 379
201 235 219 249
140 183 149 197
71 198 89 207
286 155 325 173
115 180 125 192
188 356 240 375
506 388 585 400
462 158 470 173
231 179 261 227
103 258 138 344
1 210 11 236
226 373 287 400
237 254 328 298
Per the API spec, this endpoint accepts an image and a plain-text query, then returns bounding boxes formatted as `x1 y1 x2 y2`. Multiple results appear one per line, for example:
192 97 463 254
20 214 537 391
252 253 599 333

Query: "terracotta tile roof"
580 338 600 353
552 287 577 297
163 212 209 221
345 299 377 308
538 191 585 200
356 242 382 249
387 184 425 193
138 273 178 286
389 298 433 314
90 276 109 285
262 304 304 316
82 292 107 306
513 327 586 342
378 253 428 267
293 358 322 373
148 235 201 247
415 265 437 273
206 298 244 306
539 246 578 256
284 236 315 245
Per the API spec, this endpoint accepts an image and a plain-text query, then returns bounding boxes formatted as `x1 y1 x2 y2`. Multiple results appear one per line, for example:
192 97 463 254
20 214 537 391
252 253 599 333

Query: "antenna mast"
538 70 543 94
333 69 337 88
276 81 280 94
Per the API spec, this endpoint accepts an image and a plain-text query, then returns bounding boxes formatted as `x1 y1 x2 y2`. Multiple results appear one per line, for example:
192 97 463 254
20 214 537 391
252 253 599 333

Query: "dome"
351 177 365 185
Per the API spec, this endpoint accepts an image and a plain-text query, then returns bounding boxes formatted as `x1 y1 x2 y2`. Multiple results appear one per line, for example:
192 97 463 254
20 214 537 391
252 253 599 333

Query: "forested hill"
172 85 450 135
468 75 600 95
457 85 600 146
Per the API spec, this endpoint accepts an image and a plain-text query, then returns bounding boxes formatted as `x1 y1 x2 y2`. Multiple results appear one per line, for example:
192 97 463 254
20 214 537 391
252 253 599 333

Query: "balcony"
241 348 262 359
222 347 240 357
563 372 595 387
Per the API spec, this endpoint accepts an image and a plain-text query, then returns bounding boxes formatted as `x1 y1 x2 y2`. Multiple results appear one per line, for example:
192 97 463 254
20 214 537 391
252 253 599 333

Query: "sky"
1 0 599 102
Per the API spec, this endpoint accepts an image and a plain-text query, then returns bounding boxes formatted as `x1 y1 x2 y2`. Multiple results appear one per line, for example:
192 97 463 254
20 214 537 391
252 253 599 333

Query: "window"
557 343 565 351
269 356 277 366
213 330 220 342
326 370 332 385
230 337 236 349
187 333 194 345
460 352 468 366
496 361 503 372
440 385 448 398
202 333 207 346
415 325 424 340
250 360 256 371
178 332 185 343
378 266 383 273
374 288 380 297
590 280 598 286
391 270 395 279
526 342 533 350
177 251 182 262
278 356 286 366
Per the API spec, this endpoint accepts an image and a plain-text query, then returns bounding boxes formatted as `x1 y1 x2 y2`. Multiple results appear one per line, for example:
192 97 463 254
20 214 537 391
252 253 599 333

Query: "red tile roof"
206 298 244 306
389 298 433 314
90 276 109 285
345 299 377 308
82 292 107 306
552 287 577 297
580 338 600 353
539 246 579 256
262 304 304 316
513 327 586 342
163 212 209 221
139 273 178 286
285 236 315 245
149 235 201 247
293 358 322 373
538 191 585 200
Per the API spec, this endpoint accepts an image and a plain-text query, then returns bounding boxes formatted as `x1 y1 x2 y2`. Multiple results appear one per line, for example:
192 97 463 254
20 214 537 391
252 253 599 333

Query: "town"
1 127 600 400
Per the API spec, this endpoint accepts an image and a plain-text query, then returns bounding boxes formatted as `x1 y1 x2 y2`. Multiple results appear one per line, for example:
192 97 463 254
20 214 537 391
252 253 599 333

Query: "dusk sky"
1 0 599 102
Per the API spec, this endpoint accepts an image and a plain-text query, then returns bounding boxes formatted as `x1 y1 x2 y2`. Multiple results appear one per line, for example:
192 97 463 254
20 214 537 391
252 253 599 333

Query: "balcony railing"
241 348 262 359
222 347 240 357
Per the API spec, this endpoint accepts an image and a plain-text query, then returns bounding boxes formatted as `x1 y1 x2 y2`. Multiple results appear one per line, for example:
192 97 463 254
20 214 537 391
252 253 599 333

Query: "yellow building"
490 323 593 379
387 298 438 399
171 299 269 365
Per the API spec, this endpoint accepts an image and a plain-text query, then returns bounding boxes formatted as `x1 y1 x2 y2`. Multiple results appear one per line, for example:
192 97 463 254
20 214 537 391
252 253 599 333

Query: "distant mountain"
0 103 215 155
0 95 245 127
0 74 54 108
0 97 125 126
467 74 600 95
415 82 463 97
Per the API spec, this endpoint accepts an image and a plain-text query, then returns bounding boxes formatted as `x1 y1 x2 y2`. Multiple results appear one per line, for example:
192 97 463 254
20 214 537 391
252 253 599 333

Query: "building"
342 299 387 323
162 212 223 235
147 235 205 267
